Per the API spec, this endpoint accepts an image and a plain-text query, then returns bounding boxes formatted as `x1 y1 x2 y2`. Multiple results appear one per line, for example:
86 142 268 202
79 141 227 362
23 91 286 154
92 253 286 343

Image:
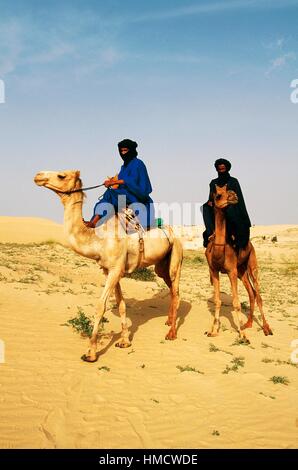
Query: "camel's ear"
75 170 80 179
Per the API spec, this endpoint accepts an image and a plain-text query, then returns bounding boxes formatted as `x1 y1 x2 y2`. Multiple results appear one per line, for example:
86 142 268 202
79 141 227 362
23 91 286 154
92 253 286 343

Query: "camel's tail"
169 237 183 282
246 243 261 297
154 233 183 288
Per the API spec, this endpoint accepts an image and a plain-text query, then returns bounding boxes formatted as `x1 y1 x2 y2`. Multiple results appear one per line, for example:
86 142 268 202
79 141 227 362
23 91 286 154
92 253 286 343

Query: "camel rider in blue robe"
202 158 251 250
85 139 155 229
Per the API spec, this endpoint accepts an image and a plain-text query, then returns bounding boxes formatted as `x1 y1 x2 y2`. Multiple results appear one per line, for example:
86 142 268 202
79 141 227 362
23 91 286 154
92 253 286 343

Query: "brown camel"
205 184 273 342
34 170 183 362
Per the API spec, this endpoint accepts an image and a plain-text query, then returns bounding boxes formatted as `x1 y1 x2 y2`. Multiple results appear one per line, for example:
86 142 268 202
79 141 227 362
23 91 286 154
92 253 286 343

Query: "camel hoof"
205 331 218 337
239 337 250 344
165 331 177 341
263 325 273 336
81 354 98 363
115 341 131 348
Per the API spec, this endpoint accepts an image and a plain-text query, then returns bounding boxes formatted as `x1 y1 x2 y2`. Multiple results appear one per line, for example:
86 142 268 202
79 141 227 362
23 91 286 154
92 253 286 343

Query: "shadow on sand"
96 290 192 358
206 291 264 333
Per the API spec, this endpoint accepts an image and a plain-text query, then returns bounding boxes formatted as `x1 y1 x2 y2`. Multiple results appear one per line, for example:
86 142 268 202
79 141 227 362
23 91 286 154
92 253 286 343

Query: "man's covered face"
117 139 138 165
119 147 129 156
217 164 227 173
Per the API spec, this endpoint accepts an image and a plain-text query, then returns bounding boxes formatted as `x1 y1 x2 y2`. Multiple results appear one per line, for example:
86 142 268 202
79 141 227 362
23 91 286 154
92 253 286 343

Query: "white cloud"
100 47 122 66
263 35 297 75
276 38 285 48
0 19 23 75
266 52 296 74
148 53 203 64
0 12 122 80
263 36 287 50
272 53 294 68
27 43 74 65
122 0 298 24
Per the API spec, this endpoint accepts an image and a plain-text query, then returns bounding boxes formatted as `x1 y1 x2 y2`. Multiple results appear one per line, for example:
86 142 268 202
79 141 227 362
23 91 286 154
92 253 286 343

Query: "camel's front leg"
82 270 122 362
228 270 249 343
114 282 131 348
206 269 221 336
240 271 255 330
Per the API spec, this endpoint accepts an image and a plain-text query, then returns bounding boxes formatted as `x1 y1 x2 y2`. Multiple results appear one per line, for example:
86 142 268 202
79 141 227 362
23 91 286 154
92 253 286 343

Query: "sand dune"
0 217 66 245
0 217 297 448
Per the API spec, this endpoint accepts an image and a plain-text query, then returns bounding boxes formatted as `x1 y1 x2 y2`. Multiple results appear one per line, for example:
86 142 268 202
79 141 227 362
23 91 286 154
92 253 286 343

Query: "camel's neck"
211 207 226 267
63 192 84 233
214 207 226 245
62 192 98 258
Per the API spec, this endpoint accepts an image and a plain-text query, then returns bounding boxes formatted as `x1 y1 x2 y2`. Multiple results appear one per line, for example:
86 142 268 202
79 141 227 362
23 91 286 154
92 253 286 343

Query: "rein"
53 183 106 195
64 183 106 195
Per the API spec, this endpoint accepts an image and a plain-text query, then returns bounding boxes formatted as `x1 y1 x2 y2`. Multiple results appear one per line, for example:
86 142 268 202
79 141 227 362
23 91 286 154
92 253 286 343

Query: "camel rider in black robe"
202 158 251 250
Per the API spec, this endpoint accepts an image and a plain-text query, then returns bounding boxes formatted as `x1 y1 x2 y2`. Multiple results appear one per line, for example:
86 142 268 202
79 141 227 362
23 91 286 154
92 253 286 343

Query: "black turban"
118 139 138 152
214 158 232 172
118 139 138 166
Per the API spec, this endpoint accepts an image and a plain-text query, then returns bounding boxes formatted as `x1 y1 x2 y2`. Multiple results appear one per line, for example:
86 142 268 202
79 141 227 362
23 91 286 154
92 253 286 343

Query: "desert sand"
0 217 297 449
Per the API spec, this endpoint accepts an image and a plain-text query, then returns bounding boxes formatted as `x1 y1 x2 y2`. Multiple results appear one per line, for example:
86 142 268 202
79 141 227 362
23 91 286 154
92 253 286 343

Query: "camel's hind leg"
155 239 182 340
114 282 131 348
228 269 249 343
239 269 256 329
165 258 182 341
206 269 221 337
248 250 273 336
154 253 173 326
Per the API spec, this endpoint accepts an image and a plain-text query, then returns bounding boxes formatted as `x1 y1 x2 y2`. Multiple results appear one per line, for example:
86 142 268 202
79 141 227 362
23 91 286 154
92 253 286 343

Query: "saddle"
118 208 145 252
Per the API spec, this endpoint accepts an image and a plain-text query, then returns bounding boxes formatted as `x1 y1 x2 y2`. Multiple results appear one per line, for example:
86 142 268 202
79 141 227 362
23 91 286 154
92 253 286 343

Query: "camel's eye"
57 174 66 180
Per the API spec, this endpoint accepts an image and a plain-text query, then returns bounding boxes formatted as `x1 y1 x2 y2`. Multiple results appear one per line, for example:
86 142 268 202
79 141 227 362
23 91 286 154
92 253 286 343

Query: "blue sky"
0 0 297 224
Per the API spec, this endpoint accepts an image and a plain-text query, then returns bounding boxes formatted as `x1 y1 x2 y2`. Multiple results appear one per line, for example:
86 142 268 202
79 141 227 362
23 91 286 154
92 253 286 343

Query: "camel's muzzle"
34 173 49 186
216 202 228 209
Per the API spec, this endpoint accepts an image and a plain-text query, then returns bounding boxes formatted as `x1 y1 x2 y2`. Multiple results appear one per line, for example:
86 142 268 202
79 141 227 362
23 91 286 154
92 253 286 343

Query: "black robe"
202 175 251 248
208 175 251 228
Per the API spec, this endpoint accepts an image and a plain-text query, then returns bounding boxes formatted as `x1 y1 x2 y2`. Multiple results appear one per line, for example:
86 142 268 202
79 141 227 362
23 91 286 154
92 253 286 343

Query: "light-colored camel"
205 184 273 342
34 170 183 362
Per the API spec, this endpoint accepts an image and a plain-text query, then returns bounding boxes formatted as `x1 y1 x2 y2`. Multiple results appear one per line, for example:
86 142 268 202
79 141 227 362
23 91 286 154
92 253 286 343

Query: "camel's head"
213 184 238 209
34 170 82 196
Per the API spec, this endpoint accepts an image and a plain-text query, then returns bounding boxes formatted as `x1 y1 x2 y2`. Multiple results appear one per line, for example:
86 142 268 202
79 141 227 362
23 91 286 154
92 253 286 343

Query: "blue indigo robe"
93 157 155 228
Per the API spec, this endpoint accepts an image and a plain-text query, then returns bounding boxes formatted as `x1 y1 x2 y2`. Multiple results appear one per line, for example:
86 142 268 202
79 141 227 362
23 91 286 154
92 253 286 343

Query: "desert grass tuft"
176 365 204 374
270 376 289 385
125 267 156 282
223 356 245 374
66 307 108 337
209 343 233 355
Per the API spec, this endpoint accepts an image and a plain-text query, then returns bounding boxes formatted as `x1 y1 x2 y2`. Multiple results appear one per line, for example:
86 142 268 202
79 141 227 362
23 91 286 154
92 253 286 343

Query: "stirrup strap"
122 208 145 253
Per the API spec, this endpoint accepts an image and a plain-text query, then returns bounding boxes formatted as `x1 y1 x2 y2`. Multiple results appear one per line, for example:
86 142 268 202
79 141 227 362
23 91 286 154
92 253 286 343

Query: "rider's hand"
104 179 113 188
104 178 125 188
207 201 213 207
